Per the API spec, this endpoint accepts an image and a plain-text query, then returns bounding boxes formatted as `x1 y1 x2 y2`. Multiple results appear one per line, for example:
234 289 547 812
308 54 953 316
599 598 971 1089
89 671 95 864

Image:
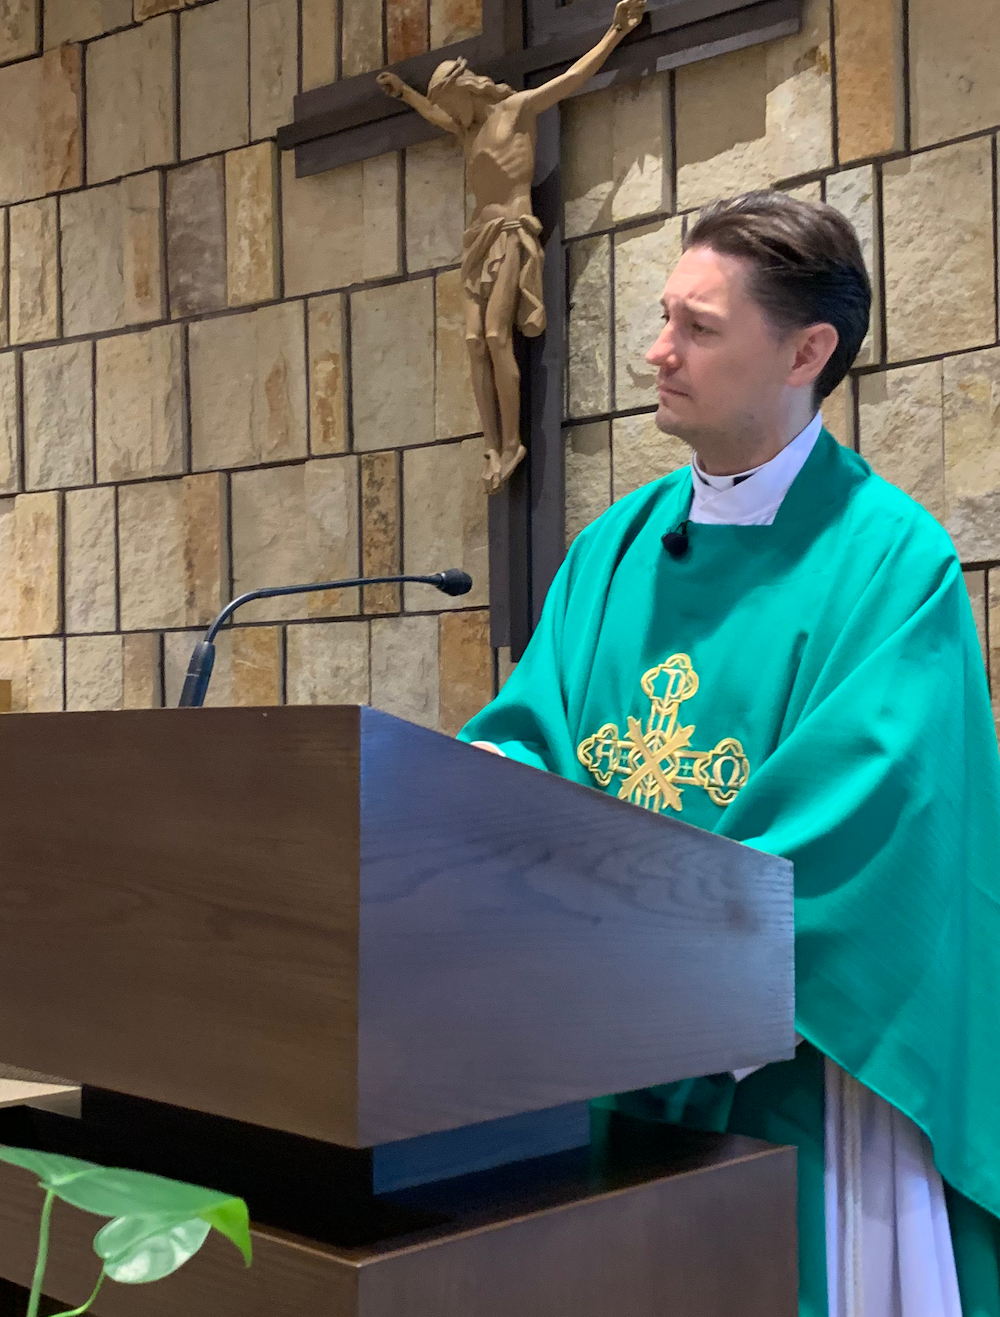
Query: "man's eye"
692 323 711 335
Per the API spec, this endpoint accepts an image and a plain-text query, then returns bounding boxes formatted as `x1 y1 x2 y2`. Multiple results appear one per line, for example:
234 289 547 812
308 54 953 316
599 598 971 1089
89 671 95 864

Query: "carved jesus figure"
379 0 646 493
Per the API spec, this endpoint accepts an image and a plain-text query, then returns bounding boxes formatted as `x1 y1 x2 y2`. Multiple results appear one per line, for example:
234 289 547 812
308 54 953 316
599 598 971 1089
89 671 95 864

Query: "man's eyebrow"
660 296 724 320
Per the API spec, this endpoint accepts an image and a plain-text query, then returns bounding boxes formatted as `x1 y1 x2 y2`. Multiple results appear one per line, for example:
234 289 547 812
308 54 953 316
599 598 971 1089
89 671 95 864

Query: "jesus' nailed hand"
377 0 646 495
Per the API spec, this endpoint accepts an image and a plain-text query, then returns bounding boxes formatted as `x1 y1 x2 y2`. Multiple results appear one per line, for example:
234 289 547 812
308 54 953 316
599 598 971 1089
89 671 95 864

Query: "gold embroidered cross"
576 654 750 815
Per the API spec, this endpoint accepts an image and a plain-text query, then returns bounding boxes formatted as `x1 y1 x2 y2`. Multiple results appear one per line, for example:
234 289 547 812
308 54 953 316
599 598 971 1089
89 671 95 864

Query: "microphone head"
662 530 689 560
435 568 474 596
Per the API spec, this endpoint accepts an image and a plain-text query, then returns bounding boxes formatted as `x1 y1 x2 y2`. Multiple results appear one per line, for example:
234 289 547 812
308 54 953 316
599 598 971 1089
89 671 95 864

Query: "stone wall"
0 0 997 734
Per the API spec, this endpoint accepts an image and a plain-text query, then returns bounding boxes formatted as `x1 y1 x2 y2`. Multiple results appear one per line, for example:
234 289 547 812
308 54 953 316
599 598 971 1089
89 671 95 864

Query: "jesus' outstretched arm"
519 0 646 117
376 72 461 135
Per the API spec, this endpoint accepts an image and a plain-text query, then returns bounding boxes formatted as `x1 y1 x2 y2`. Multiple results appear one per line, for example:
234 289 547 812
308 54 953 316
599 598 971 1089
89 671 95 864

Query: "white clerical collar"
689 413 823 527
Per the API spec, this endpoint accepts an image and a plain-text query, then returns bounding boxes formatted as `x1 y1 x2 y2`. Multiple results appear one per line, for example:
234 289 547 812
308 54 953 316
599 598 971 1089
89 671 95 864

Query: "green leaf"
94 1215 211 1284
199 1199 252 1267
0 1147 96 1188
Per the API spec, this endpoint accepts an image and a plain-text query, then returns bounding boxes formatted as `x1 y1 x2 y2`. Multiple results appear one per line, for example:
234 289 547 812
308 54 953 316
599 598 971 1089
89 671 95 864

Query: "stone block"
226 142 279 307
0 209 7 349
119 473 227 630
249 0 297 140
286 620 370 705
64 486 116 634
883 139 994 363
675 0 832 210
858 363 944 521
439 609 491 736
943 348 1000 562
0 637 63 710
565 422 610 545
190 301 307 469
822 377 855 449
402 437 488 611
0 0 39 65
135 0 198 16
166 156 227 318
229 627 283 706
614 217 683 410
910 0 1000 148
351 278 435 451
301 0 337 92
342 0 382 75
567 235 611 420
612 412 689 501
23 341 93 490
95 325 184 481
783 181 823 203
388 0 427 62
824 166 880 366
61 172 165 336
0 490 62 636
405 137 465 273
361 152 401 281
430 0 481 47
0 351 19 494
66 634 124 711
833 0 904 163
44 0 131 47
230 458 360 623
123 632 162 709
361 451 401 614
87 16 176 185
180 0 249 159
8 197 58 344
308 293 348 455
963 569 987 671
0 46 82 204
370 614 438 730
435 267 480 440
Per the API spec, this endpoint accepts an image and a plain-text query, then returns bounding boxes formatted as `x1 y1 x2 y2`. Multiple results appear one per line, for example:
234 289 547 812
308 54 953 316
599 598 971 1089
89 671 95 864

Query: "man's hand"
611 0 645 33
376 71 406 99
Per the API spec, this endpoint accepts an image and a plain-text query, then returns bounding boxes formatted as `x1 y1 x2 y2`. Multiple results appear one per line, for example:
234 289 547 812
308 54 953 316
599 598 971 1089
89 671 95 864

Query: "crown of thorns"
427 57 468 99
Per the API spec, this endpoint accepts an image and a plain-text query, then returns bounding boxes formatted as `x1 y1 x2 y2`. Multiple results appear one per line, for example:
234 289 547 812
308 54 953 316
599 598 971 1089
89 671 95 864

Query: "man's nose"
647 324 677 368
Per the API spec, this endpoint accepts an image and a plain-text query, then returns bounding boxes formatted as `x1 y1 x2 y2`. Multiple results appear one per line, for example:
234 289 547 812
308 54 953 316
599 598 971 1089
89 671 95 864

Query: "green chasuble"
459 430 1000 1312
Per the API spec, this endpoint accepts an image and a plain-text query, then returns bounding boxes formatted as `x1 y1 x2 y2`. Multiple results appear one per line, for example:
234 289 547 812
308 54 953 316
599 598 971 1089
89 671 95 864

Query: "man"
460 192 1000 1316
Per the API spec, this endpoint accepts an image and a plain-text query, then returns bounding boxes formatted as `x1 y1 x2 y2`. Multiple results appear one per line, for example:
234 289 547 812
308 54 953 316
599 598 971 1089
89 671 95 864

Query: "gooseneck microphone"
178 569 473 707
662 521 690 559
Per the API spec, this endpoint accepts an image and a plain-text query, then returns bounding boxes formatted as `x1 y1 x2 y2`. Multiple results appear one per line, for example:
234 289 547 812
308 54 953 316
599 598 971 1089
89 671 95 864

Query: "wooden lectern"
0 706 797 1316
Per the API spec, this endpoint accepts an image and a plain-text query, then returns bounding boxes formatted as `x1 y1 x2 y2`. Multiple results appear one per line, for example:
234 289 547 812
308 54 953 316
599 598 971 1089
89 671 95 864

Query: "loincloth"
461 214 547 338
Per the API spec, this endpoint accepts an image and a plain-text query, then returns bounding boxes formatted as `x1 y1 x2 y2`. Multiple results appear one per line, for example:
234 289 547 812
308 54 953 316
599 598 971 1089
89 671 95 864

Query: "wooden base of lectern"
0 1105 796 1317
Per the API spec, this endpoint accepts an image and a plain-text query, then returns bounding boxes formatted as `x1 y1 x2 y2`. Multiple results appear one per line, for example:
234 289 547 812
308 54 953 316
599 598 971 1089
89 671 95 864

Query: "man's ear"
786 323 839 390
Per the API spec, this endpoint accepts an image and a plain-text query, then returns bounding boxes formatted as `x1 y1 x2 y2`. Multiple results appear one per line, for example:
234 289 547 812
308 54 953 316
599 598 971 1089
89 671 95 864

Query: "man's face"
647 245 798 447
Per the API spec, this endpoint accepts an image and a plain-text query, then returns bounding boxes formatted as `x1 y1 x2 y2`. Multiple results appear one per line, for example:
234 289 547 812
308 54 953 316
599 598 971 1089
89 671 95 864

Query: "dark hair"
684 191 871 401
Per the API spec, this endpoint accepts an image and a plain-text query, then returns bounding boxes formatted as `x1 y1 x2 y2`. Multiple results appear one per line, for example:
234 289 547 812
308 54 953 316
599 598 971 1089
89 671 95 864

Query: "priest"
459 191 1000 1316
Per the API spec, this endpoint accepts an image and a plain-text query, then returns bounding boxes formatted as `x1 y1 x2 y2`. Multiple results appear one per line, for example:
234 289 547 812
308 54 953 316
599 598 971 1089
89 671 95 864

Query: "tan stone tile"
180 0 249 159
822 377 856 449
61 173 164 336
362 152 401 281
135 0 198 17
0 0 39 65
370 614 438 730
351 278 435 451
11 490 62 636
162 629 199 707
166 156 227 318
64 486 116 634
430 0 480 47
402 437 488 611
565 422 610 545
675 0 832 209
435 267 479 441
0 46 82 204
229 626 282 705
123 631 162 709
963 569 987 671
439 609 490 735
226 142 279 308
0 351 19 494
387 0 427 61
562 85 614 239
783 180 822 203
249 0 297 140
832 0 904 163
119 473 227 630
8 197 58 343
190 301 307 469
883 140 994 364
0 498 15 635
282 152 363 296
910 0 1000 148
943 348 1000 562
286 620 370 705
308 293 348 455
567 235 611 420
23 341 94 489
361 451 401 614
87 16 176 185
0 209 7 349
405 137 465 273
44 0 131 47
610 74 671 225
301 0 338 93
0 636 63 711
858 363 944 521
231 457 360 623
824 167 880 366
66 634 124 711
612 412 689 501
341 0 382 76
614 217 683 411
95 325 184 481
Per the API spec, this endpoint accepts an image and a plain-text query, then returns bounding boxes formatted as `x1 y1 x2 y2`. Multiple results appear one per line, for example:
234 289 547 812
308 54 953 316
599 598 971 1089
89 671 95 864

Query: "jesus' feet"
499 442 527 485
482 447 503 494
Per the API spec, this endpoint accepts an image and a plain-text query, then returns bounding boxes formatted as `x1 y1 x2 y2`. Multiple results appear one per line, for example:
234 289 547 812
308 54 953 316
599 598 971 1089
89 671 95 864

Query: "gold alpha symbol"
576 654 749 815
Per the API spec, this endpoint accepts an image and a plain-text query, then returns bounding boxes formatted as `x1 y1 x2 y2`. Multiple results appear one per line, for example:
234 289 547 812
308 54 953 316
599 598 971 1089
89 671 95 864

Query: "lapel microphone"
662 520 690 559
